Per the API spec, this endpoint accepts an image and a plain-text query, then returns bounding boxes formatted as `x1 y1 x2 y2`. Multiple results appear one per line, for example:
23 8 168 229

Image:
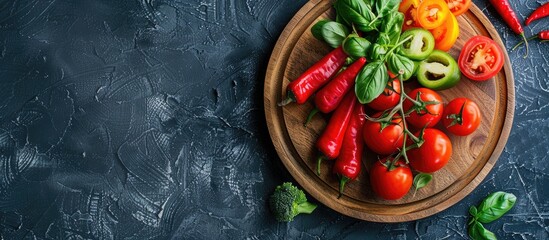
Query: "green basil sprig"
320 21 350 48
375 0 400 18
413 173 432 191
471 192 517 223
468 221 497 240
387 53 415 80
468 191 517 240
311 20 330 41
342 34 371 58
335 0 379 32
355 61 388 104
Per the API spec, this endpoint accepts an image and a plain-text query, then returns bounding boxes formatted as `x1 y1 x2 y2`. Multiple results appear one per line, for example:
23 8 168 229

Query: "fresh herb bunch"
311 0 416 104
468 191 517 239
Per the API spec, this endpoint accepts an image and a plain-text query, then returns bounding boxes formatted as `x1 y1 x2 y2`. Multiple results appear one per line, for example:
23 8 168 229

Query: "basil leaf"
476 192 517 224
375 0 400 18
311 20 330 41
368 43 387 61
321 21 349 48
343 34 371 58
413 173 432 190
387 53 415 80
376 32 391 46
335 0 379 32
468 221 497 240
355 61 388 104
382 12 404 45
469 206 478 217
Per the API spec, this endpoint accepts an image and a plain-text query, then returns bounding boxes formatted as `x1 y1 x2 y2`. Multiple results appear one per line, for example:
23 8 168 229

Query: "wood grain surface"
264 0 514 222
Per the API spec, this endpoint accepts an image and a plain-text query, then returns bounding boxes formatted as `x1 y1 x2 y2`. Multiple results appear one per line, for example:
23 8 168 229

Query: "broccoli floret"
269 182 317 222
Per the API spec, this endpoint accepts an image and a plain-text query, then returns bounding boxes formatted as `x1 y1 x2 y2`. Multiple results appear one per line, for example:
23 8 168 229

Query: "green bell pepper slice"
399 28 435 61
417 50 461 90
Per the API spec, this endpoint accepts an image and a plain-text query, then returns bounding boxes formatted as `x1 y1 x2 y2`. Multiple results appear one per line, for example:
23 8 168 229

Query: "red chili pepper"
488 0 529 57
315 91 357 175
512 30 549 50
278 47 348 106
315 57 366 113
333 103 365 198
539 30 549 40
525 2 549 26
305 57 366 124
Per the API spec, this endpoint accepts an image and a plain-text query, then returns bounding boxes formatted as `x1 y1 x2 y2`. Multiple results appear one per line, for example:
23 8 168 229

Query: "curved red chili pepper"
315 91 357 175
314 57 366 113
488 0 529 56
279 47 348 106
525 2 549 26
333 103 365 198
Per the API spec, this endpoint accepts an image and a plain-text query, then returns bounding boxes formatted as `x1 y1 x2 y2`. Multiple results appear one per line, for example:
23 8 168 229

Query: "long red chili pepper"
315 91 357 175
278 47 348 106
315 57 366 113
333 103 365 198
305 57 366 124
525 2 549 26
488 0 529 57
512 30 549 50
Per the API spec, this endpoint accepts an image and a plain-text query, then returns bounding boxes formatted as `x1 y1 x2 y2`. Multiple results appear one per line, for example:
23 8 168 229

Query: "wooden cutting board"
264 0 514 222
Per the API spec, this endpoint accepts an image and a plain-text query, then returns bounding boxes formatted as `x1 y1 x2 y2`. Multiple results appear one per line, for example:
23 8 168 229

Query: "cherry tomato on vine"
367 77 401 111
417 0 451 29
403 88 444 128
458 36 504 81
407 128 453 173
370 159 413 200
429 13 459 51
445 0 472 16
363 112 404 155
399 0 422 30
442 97 481 136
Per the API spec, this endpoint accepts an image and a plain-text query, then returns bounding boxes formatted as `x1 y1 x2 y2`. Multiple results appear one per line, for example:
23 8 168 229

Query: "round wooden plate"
264 0 514 222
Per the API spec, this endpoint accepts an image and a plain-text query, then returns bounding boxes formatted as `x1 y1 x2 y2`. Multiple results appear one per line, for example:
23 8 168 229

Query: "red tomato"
367 78 401 111
445 0 472 16
407 128 452 173
429 13 459 51
399 0 422 30
370 159 413 200
442 97 481 136
417 0 451 29
403 88 444 128
363 113 404 155
458 36 504 81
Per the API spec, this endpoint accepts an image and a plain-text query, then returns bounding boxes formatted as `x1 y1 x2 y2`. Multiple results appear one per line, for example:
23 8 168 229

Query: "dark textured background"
0 0 547 239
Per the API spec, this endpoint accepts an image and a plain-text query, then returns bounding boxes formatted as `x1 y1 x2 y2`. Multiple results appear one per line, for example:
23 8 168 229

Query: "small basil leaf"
375 0 400 18
387 53 415 80
335 0 379 32
321 21 349 48
343 34 371 58
311 20 330 41
413 173 432 190
383 12 404 45
355 61 388 104
376 32 391 46
468 221 497 240
469 206 478 218
476 191 517 224
368 43 387 61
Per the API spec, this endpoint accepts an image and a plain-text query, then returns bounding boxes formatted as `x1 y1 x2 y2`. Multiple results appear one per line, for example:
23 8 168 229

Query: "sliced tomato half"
458 36 504 81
